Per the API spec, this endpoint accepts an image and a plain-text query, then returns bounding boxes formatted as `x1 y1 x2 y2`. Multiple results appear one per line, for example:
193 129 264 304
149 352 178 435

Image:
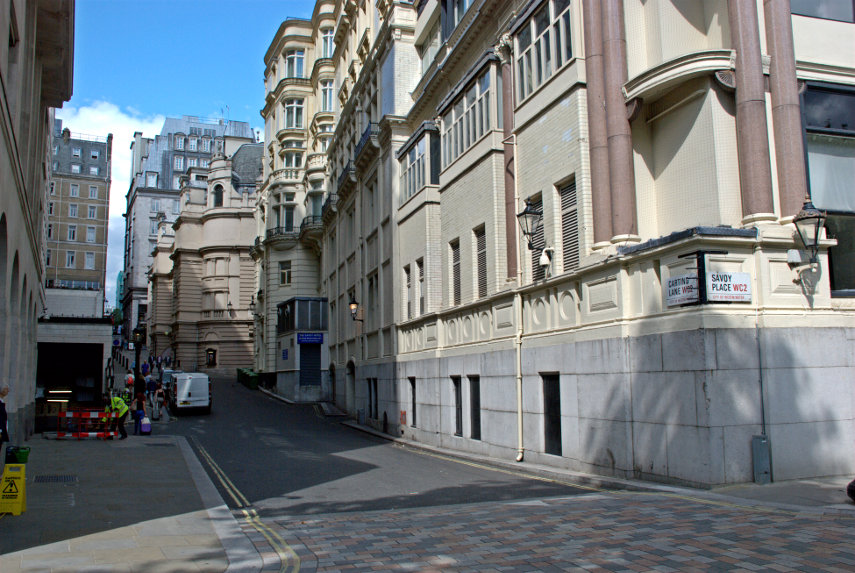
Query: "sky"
56 0 314 311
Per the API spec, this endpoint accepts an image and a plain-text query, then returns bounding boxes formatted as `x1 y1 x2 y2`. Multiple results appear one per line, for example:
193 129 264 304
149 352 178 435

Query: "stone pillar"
764 0 807 219
728 0 776 223
583 0 613 247
601 0 638 240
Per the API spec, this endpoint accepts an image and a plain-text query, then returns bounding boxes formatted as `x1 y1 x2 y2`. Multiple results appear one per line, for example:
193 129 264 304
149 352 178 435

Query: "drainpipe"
499 38 519 279
514 291 524 462
763 0 807 218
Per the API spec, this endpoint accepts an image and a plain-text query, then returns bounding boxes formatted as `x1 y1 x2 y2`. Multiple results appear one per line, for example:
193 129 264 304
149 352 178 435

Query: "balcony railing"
267 226 299 240
300 216 323 233
46 279 102 291
355 123 379 159
322 193 338 220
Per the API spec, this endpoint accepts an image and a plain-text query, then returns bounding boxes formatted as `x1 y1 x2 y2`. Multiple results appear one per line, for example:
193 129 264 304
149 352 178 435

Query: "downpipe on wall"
515 293 524 463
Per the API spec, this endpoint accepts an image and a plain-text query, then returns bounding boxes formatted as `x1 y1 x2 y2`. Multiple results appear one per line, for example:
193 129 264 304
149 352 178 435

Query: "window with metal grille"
452 376 463 436
405 265 412 319
530 197 546 281
543 373 562 455
560 181 579 273
451 240 461 305
469 375 481 440
409 377 417 427
475 226 487 298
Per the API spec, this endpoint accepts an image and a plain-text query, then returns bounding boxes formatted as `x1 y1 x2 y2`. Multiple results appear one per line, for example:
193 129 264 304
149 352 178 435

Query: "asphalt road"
172 378 589 520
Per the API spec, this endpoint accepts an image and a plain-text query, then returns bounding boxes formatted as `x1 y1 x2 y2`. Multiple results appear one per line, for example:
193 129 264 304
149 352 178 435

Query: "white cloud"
56 102 164 309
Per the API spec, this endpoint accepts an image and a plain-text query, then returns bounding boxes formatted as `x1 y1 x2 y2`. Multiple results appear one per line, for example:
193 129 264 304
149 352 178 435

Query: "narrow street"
169 378 855 572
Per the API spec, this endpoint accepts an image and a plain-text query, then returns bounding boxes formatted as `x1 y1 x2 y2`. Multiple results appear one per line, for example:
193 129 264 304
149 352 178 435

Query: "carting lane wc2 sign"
706 271 752 302
665 273 699 306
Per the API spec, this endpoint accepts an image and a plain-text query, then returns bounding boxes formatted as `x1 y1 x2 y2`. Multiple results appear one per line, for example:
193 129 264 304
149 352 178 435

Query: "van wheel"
203 404 211 414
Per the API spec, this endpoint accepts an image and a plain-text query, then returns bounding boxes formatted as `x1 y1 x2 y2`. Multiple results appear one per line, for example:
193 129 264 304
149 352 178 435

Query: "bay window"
515 0 573 101
441 70 491 168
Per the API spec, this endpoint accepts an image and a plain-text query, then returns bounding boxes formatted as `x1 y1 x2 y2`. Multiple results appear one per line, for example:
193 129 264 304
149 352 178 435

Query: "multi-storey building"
1 0 74 439
149 138 260 374
269 0 855 487
44 120 112 315
253 4 336 401
36 121 114 406
121 116 254 342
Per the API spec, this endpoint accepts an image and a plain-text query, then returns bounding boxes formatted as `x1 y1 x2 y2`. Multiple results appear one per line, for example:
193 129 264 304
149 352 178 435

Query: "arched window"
212 185 224 207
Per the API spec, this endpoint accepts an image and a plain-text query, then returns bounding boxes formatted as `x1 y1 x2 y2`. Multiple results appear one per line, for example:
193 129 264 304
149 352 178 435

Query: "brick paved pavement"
242 490 855 572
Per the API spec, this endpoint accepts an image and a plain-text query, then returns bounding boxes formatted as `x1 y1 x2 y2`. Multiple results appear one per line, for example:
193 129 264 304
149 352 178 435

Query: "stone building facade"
121 116 254 343
268 0 855 486
253 2 336 402
1 0 74 439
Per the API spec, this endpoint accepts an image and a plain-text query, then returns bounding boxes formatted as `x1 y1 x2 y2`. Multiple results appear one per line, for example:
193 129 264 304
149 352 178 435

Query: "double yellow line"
195 442 301 572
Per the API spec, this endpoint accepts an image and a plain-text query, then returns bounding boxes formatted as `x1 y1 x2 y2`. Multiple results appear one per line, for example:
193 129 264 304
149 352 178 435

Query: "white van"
171 372 211 414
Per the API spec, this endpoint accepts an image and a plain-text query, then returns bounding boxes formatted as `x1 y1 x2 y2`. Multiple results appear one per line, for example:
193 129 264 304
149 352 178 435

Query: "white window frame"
322 28 334 58
89 166 99 176
86 226 96 242
66 251 76 268
68 225 77 241
321 80 334 112
285 99 304 128
285 49 305 78
89 185 98 198
71 164 81 174
515 0 573 101
69 203 78 218
279 260 292 285
70 183 79 197
84 252 95 270
400 137 426 204
175 136 184 150
442 70 491 168
88 205 97 219
174 156 184 170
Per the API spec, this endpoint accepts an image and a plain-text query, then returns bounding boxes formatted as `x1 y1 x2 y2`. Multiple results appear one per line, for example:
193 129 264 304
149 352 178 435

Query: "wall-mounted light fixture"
516 199 543 251
249 296 257 316
348 296 364 322
789 197 826 283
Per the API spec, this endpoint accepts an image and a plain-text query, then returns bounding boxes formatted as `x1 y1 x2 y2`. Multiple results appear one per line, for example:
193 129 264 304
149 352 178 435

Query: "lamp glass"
516 199 543 246
793 199 825 262
349 297 358 317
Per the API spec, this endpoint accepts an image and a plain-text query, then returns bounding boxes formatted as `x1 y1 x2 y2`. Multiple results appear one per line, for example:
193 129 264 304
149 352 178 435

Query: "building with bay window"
271 0 855 487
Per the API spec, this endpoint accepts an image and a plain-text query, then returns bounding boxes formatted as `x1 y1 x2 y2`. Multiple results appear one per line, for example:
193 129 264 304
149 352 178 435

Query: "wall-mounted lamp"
348 296 364 322
227 301 234 314
789 197 826 283
516 199 543 250
249 296 256 315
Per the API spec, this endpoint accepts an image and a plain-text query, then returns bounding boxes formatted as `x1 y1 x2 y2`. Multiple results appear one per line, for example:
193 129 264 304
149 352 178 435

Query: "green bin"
4 446 30 464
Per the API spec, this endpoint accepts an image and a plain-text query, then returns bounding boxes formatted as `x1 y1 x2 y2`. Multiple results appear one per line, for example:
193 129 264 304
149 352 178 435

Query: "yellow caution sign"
0 464 26 515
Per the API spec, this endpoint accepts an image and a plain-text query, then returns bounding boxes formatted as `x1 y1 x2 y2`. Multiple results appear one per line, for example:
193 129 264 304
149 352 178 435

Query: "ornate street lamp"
793 198 826 264
516 199 543 250
348 296 363 322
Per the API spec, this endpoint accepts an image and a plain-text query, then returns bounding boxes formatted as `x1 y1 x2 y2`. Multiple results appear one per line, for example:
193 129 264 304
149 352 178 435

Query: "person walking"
104 393 129 440
131 391 147 435
0 384 10 445
153 382 165 421
145 374 156 407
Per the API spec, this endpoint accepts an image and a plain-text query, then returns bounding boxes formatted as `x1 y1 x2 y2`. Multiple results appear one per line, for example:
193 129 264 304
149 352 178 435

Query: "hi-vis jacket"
105 396 129 417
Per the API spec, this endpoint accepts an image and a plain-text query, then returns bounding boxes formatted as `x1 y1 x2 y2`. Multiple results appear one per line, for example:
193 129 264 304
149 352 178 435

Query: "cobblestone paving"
246 490 855 572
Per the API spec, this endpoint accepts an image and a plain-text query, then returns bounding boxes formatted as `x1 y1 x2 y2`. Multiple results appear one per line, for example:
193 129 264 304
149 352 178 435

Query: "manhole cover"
34 475 78 483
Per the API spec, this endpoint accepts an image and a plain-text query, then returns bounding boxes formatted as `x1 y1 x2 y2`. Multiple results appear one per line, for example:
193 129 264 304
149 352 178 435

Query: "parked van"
171 372 211 414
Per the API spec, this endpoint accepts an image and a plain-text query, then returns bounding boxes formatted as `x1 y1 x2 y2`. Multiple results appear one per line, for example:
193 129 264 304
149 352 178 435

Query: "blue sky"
56 0 313 310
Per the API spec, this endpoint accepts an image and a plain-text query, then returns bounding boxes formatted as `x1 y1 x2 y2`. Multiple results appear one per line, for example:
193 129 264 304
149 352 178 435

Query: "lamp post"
132 326 144 396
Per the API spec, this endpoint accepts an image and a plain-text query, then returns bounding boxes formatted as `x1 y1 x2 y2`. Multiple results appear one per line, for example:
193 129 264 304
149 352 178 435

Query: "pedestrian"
153 382 165 420
131 391 147 436
146 373 156 406
103 393 128 440
0 384 10 445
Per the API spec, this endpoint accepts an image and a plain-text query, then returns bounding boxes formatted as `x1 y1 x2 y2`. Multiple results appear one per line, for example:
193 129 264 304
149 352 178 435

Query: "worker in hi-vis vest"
103 394 129 440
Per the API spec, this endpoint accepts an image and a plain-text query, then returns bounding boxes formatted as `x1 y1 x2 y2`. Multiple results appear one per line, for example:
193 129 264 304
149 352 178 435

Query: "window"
53 145 58 156
46 249 51 267
419 19 441 75
469 375 481 440
405 265 413 319
475 226 487 298
441 71 491 167
147 173 158 187
150 220 158 235
69 204 78 218
450 239 461 305
285 49 304 77
530 196 546 281
212 185 224 207
175 136 184 150
89 166 99 176
543 373 562 455
284 151 303 170
48 202 54 215
89 185 98 198
452 376 463 436
172 199 180 214
86 226 96 242
285 99 304 128
152 199 160 212
70 184 79 197
792 0 855 22
451 0 473 29
409 377 417 427
321 80 334 112
322 28 334 58
66 251 75 268
72 147 81 158
279 260 292 284
88 205 97 219
47 224 53 239
803 84 855 294
200 159 209 168
203 139 211 152
50 181 55 195
417 259 425 314
173 175 181 189
90 149 99 160
174 156 184 170
188 138 197 151
188 157 198 168
560 180 579 273
367 378 379 419
84 252 95 269
516 0 572 100
400 137 426 203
